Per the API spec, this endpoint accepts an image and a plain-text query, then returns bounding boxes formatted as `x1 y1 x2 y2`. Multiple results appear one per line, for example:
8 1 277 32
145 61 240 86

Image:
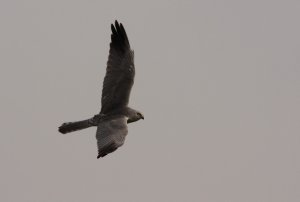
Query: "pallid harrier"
59 21 144 158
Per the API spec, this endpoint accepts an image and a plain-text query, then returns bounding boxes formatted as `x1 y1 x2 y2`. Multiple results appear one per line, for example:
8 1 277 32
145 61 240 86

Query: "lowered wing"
96 116 128 158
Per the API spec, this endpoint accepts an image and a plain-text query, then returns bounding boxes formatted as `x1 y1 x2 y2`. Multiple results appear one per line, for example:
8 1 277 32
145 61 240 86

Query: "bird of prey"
58 21 144 158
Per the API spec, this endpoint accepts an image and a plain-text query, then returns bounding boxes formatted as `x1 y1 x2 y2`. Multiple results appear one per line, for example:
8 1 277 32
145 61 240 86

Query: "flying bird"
58 21 144 158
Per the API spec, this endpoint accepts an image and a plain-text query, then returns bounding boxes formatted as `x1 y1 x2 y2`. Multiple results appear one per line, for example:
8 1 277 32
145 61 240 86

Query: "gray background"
1 0 299 201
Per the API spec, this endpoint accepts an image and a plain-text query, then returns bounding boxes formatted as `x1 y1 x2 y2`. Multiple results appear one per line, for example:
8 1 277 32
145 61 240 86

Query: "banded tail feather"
59 118 97 134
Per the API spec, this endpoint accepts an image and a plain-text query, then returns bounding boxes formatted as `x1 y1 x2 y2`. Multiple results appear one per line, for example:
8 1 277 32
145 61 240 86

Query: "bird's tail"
58 118 96 134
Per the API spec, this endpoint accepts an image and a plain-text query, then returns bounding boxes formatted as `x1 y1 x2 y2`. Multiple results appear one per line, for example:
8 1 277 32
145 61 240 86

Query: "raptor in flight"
59 21 144 158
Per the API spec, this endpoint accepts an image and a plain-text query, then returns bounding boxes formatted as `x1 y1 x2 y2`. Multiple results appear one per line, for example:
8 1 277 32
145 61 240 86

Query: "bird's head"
127 110 144 123
137 111 144 120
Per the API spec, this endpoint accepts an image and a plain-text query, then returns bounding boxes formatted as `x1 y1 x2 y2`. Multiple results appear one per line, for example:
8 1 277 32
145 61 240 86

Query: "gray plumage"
58 21 144 158
96 116 128 158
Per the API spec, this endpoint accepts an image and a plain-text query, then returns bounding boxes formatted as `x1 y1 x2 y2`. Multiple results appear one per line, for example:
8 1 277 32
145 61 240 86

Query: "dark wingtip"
109 20 130 51
97 154 106 159
97 151 108 159
114 20 121 32
111 24 117 35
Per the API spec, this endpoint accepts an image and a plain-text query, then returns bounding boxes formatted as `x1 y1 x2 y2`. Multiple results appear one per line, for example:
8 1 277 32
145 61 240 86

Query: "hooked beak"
140 114 144 120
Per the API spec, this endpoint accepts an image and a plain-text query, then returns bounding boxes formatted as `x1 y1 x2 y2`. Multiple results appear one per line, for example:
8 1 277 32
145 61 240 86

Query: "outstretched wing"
100 21 135 114
96 116 128 158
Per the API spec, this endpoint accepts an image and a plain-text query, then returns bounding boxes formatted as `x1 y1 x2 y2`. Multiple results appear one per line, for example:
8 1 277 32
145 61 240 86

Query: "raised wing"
100 21 135 114
96 116 128 158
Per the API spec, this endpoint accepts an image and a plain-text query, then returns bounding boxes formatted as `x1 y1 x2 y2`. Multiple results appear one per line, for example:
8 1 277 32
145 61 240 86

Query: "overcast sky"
0 0 299 201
